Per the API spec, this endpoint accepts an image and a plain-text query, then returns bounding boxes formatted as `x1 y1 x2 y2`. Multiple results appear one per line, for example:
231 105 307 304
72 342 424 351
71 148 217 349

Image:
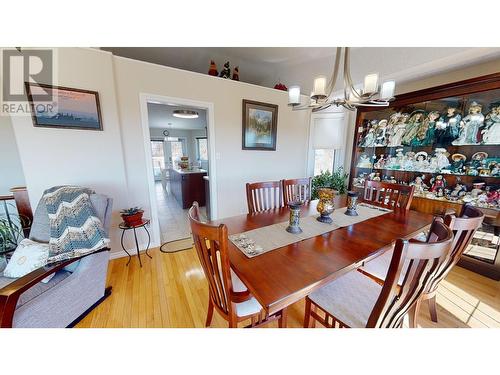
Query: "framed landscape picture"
25 83 103 130
242 99 278 150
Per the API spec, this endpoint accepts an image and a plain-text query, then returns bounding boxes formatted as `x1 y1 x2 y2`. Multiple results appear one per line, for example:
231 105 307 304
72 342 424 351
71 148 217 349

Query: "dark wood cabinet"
169 168 207 209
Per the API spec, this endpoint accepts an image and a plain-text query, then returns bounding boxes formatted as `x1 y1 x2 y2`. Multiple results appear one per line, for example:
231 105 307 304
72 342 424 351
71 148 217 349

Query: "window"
170 140 185 163
313 149 335 175
196 137 208 161
150 140 165 180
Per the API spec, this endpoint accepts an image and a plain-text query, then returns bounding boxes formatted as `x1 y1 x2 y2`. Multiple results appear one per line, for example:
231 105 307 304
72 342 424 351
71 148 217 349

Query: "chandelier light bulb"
312 76 327 98
380 80 396 99
363 73 379 95
288 85 301 106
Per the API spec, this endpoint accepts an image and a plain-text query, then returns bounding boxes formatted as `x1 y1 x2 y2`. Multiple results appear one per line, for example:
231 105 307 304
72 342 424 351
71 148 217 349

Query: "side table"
119 219 152 267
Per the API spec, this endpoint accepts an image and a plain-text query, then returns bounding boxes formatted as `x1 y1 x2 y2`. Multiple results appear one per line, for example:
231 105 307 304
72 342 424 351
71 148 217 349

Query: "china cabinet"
349 73 500 279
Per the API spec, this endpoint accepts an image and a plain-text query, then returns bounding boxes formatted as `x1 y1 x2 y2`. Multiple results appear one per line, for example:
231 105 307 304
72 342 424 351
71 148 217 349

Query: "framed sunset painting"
25 83 103 130
242 99 278 150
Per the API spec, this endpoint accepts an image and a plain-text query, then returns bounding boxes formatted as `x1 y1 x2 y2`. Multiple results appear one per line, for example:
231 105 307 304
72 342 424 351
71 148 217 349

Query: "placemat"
229 204 391 258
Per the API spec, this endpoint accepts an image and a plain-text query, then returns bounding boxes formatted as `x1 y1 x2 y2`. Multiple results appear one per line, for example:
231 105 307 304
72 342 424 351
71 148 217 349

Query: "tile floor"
155 181 206 244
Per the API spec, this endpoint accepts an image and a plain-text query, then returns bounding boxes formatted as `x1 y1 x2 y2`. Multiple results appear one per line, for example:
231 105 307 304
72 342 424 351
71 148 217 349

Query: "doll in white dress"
482 105 500 145
453 102 484 145
387 113 410 147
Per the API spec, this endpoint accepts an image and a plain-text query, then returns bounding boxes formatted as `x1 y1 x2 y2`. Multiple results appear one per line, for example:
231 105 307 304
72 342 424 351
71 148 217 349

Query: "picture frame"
242 99 278 150
25 83 103 131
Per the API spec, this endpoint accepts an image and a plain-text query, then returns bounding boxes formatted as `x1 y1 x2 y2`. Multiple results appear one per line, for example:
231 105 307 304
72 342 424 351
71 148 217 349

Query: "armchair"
0 193 113 328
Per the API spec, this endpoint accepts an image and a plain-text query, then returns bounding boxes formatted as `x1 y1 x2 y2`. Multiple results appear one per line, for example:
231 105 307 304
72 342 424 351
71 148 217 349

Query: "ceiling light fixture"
163 130 179 142
173 109 199 119
288 47 396 112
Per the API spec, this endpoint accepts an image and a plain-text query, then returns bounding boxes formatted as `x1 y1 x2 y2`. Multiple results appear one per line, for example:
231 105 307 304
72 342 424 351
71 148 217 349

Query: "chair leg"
408 297 422 328
278 307 288 328
428 294 438 323
228 315 237 328
205 298 214 327
304 298 311 328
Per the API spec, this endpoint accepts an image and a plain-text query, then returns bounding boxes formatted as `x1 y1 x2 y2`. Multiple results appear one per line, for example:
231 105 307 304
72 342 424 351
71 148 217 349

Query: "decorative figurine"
208 60 218 76
232 66 240 81
387 113 410 147
452 102 484 145
468 152 489 176
360 120 378 147
219 61 231 79
435 186 446 198
374 119 388 146
356 154 373 168
402 151 416 171
434 148 451 170
414 151 429 172
316 188 335 224
430 175 446 192
412 110 440 146
385 113 400 146
482 104 500 144
274 82 287 91
373 154 386 169
402 110 425 146
372 173 381 181
345 191 359 216
286 201 303 234
470 182 485 198
448 182 467 201
387 176 397 184
410 175 428 195
435 106 462 146
450 153 466 174
490 161 500 177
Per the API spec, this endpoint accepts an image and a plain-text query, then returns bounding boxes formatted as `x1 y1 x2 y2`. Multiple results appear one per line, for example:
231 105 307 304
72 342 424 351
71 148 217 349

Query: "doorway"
140 94 217 249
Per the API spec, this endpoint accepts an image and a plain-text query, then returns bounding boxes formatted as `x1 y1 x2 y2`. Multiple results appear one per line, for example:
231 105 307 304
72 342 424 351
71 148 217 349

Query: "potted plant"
120 207 144 227
312 167 350 205
0 218 23 254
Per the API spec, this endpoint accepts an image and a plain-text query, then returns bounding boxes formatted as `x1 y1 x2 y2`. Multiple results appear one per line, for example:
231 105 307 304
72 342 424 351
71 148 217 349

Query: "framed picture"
25 83 103 130
242 99 278 150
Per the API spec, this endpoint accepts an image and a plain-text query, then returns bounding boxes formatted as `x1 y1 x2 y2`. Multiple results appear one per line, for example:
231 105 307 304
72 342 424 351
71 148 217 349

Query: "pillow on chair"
3 239 54 283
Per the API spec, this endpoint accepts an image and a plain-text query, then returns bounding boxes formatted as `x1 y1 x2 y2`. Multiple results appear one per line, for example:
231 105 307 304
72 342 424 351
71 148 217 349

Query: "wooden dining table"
211 198 435 316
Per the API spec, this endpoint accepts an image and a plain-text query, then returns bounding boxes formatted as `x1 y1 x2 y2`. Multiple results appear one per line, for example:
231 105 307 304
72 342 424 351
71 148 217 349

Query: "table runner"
229 204 391 258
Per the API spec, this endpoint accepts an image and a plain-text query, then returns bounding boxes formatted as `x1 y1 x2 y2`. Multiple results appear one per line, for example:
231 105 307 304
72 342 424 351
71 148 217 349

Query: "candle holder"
286 201 303 234
316 188 335 224
345 191 359 216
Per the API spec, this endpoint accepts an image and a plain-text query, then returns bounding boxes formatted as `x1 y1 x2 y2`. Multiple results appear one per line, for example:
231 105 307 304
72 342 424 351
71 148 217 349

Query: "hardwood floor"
77 247 500 328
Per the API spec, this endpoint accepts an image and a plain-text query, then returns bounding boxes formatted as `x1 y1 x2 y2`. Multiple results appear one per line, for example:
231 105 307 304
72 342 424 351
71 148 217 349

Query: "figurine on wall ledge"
482 104 500 144
232 66 240 81
219 61 231 79
208 60 218 76
274 82 288 91
452 102 484 145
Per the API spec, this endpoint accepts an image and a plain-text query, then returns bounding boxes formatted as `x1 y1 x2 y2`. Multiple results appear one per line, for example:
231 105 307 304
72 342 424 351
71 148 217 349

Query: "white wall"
0 116 26 195
7 48 311 255
9 48 130 251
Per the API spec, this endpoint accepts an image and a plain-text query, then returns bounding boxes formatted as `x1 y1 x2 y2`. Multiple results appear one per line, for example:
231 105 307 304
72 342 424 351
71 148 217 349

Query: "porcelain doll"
357 154 373 168
453 102 484 145
414 151 429 172
435 106 462 146
372 173 381 182
384 113 400 145
412 111 440 146
403 152 416 170
450 153 466 174
373 154 386 169
434 148 451 170
448 183 467 201
482 105 500 144
374 119 388 146
410 175 428 195
470 182 485 198
387 113 409 147
402 110 425 146
430 174 446 192
360 120 378 147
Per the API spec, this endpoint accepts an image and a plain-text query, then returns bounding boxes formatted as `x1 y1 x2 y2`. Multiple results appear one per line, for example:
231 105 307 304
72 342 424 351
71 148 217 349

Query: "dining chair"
282 177 312 205
362 180 415 211
359 204 484 326
246 180 283 214
188 202 287 328
303 217 453 328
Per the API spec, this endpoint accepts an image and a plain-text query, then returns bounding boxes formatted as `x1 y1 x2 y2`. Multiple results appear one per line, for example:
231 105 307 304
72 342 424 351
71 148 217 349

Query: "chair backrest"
363 181 415 211
246 181 283 214
426 204 484 293
188 202 234 320
367 218 453 328
282 177 312 205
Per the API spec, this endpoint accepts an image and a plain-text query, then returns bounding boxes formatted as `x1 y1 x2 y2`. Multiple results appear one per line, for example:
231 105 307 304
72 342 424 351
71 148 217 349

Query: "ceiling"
147 103 206 130
103 47 500 94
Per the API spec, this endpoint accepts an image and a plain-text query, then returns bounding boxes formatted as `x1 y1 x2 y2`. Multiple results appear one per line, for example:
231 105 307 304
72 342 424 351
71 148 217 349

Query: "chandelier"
288 47 396 112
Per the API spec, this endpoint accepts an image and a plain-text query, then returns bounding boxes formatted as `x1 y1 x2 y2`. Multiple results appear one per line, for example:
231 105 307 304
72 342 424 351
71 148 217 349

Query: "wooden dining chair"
303 218 453 328
188 202 287 328
246 180 283 214
358 204 484 327
282 177 312 205
362 180 415 211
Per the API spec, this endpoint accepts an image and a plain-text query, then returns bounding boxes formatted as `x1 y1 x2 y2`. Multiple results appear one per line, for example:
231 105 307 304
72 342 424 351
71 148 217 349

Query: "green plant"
120 207 143 216
311 167 350 199
0 218 23 252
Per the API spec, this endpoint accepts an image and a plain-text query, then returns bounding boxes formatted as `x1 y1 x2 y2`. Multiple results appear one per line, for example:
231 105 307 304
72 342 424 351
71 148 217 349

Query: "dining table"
210 198 435 317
